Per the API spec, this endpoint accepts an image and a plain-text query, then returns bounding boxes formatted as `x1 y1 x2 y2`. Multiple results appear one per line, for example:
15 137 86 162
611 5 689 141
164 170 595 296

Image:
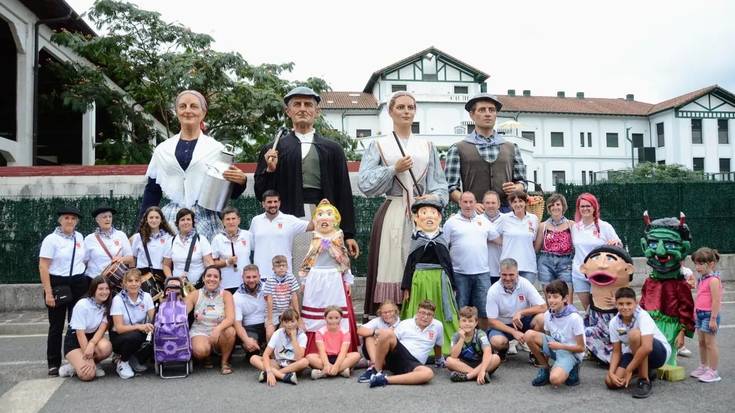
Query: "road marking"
719 324 735 329
0 334 48 338
0 378 64 413
0 360 46 367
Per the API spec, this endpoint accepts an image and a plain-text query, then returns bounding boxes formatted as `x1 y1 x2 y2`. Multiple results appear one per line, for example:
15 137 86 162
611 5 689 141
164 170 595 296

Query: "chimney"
626 94 635 101
576 92 585 99
522 90 531 97
507 89 516 96
557 91 565 98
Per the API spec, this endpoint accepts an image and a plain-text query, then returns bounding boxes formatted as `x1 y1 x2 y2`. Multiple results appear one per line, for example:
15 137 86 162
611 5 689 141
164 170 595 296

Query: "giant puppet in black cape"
400 198 459 355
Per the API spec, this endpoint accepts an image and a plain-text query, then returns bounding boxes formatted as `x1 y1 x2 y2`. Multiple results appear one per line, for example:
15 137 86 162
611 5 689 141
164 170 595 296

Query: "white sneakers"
507 340 518 355
311 369 325 380
58 363 75 378
340 368 351 378
116 360 134 379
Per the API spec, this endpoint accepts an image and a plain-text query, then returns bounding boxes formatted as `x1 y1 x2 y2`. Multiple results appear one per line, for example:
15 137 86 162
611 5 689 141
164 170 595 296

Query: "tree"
604 162 706 183
50 0 358 163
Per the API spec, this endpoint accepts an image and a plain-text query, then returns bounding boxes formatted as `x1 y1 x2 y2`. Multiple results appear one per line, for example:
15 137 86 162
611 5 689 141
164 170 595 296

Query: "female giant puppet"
299 199 359 353
639 211 695 381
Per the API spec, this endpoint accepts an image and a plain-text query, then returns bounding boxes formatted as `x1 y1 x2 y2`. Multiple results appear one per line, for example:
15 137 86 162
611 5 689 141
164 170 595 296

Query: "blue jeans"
454 272 492 318
519 271 537 285
537 253 573 284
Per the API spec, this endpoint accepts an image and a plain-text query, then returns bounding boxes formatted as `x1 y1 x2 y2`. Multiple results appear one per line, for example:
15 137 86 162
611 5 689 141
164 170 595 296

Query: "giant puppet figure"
639 211 695 381
299 199 359 354
581 245 634 364
400 198 459 355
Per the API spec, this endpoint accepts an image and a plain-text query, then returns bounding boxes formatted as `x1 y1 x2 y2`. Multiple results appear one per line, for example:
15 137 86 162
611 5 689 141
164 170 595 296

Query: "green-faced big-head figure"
640 211 691 280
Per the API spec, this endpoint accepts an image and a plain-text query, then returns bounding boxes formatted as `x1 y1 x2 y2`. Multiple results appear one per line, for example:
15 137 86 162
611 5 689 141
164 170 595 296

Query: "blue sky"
66 0 735 104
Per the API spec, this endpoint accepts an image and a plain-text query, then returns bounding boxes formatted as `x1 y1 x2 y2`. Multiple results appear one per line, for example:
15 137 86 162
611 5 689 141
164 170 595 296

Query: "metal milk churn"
198 144 235 212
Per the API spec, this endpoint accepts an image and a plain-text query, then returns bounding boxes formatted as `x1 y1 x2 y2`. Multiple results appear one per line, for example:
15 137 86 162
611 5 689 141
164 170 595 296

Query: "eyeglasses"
417 310 434 317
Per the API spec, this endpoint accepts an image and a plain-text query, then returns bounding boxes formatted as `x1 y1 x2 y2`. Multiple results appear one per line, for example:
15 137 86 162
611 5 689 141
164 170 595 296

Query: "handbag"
52 235 77 306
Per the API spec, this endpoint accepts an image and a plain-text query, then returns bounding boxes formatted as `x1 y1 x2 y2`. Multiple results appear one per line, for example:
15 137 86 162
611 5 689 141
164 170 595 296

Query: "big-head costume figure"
581 245 634 364
400 198 458 355
639 211 694 380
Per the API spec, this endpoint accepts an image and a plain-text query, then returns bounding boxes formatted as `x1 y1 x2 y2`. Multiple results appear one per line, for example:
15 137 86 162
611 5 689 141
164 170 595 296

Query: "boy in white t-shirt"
368 300 444 388
356 300 400 382
525 280 585 387
606 287 671 399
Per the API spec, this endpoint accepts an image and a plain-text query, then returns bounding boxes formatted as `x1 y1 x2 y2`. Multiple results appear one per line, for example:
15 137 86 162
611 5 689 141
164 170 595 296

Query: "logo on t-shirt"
427 331 435 340
160 239 166 245
75 242 81 248
518 294 525 302
477 221 482 227
241 240 247 246
114 240 120 246
277 223 283 229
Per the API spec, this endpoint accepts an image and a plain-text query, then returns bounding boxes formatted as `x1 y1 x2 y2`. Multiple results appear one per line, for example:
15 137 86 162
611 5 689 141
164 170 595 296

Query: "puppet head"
581 245 634 310
411 198 443 233
312 199 341 235
640 211 691 280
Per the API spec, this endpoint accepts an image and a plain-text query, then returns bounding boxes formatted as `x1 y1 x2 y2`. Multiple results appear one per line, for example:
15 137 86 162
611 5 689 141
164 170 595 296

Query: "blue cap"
283 86 321 105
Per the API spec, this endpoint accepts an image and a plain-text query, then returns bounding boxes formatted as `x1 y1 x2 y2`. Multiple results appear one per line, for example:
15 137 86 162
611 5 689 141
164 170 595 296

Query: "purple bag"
154 291 192 378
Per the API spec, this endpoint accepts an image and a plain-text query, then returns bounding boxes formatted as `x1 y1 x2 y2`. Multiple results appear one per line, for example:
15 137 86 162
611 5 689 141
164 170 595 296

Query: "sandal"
203 358 214 369
221 363 233 375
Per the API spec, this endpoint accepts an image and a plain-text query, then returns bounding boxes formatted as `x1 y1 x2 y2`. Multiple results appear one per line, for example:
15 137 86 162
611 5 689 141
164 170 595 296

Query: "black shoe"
529 353 542 367
48 366 59 377
498 350 507 362
632 378 652 399
565 364 580 386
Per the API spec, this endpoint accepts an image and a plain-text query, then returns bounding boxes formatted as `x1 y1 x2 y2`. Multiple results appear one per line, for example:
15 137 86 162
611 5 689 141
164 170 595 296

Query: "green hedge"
2 183 733 283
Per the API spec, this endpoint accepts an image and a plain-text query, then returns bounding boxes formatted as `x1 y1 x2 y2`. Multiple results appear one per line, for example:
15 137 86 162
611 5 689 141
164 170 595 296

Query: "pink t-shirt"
315 326 350 356
695 275 723 311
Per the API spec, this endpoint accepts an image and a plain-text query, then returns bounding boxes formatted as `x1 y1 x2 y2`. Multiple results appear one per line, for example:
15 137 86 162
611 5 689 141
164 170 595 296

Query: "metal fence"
2 183 733 283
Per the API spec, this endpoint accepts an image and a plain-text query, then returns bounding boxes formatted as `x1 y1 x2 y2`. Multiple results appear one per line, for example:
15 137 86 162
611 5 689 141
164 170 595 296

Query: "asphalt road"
1 289 734 413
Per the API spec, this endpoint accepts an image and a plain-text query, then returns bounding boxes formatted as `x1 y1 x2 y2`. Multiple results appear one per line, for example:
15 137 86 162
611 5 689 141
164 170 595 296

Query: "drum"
140 269 165 303
101 261 128 294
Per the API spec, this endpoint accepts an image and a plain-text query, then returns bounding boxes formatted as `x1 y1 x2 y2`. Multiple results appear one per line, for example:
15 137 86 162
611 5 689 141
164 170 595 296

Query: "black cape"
254 132 356 239
401 230 454 290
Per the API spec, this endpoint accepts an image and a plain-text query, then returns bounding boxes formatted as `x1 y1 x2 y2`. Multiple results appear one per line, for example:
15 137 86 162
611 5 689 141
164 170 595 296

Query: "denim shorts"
542 335 581 373
696 310 721 334
572 275 591 293
537 253 573 284
454 272 492 317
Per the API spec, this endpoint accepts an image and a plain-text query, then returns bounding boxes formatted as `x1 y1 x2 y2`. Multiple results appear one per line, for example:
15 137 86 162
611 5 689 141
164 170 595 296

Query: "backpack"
153 291 192 378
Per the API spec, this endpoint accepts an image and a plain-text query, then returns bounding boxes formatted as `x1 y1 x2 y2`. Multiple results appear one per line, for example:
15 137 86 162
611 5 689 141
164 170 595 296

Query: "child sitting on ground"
606 287 671 398
307 306 361 379
357 300 400 382
263 255 301 341
249 309 308 386
690 247 723 383
446 306 501 385
525 280 585 387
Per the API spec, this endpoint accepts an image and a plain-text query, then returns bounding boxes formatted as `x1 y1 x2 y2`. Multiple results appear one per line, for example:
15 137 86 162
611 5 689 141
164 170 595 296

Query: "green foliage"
604 162 706 183
50 0 356 163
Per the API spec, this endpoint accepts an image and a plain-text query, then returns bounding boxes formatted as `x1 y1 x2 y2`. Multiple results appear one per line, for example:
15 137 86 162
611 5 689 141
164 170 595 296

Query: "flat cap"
411 197 443 214
465 93 503 112
284 86 321 105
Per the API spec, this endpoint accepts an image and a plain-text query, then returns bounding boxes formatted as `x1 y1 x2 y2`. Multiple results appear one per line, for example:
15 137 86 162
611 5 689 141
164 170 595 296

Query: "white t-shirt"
609 307 672 361
394 318 444 364
164 234 212 284
496 212 539 274
481 213 505 277
443 213 499 274
249 212 309 279
364 316 400 331
211 229 254 289
69 298 108 333
110 291 154 329
485 276 545 325
39 230 86 276
571 220 619 280
84 230 133 278
130 232 172 270
267 328 307 362
233 287 267 326
544 311 586 360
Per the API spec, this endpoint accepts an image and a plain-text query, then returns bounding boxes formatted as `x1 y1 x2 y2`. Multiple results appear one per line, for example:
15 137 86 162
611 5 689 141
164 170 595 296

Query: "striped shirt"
263 273 300 324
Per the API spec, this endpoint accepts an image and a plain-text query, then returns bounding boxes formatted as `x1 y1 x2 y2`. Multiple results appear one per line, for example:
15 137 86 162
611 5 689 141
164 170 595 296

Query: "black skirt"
64 330 96 355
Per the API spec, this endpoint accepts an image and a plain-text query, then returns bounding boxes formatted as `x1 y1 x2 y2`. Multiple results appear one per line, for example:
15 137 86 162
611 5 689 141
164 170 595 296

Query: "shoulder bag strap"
184 234 198 273
95 233 114 260
69 234 77 276
142 238 153 268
